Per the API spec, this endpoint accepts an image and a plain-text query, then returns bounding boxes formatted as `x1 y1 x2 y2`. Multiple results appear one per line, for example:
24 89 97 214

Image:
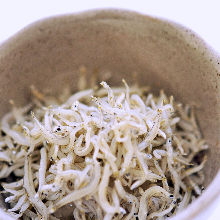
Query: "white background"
0 0 219 219
1 0 220 54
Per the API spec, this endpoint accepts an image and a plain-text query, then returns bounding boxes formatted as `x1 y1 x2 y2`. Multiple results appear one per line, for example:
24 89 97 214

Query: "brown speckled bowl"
0 9 219 220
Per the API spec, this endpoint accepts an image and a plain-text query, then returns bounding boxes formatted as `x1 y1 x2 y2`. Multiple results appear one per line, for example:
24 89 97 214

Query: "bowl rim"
0 9 220 220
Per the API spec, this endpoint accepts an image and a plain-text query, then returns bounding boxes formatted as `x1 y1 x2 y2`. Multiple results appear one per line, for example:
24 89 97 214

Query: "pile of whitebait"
0 78 208 220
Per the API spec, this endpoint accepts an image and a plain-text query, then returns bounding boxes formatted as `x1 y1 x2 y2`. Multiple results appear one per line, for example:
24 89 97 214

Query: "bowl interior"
0 10 220 219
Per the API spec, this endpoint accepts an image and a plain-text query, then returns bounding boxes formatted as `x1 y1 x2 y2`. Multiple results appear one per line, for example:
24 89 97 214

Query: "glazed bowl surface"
0 9 219 220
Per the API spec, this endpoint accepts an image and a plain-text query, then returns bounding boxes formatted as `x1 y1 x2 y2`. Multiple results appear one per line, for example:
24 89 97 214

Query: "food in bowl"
0 75 208 219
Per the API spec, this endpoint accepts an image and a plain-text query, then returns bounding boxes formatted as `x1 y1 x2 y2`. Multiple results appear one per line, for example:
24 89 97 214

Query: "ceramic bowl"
0 9 219 220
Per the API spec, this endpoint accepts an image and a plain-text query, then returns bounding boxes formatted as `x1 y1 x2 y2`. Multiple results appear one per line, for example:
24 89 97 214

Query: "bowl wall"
0 9 219 220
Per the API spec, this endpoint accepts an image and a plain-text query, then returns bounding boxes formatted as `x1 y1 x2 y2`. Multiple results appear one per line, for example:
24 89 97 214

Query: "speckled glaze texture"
0 9 219 220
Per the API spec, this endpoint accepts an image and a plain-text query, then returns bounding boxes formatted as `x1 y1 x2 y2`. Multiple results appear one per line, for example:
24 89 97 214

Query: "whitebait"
0 76 208 219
